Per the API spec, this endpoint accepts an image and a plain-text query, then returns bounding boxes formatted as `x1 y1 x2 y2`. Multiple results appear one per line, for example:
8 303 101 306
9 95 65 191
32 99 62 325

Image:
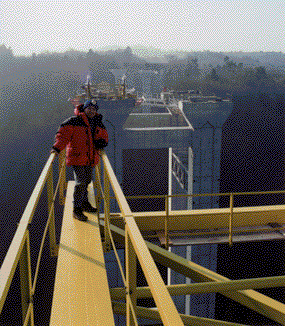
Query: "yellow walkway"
50 181 115 326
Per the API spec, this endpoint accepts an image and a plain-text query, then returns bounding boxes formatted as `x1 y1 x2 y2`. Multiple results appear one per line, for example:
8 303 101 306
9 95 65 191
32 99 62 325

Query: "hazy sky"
1 0 285 57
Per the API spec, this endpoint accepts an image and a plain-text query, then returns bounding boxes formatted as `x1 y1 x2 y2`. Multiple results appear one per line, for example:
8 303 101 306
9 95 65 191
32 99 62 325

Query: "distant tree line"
1 44 285 190
2 44 285 113
1 43 285 149
163 55 285 97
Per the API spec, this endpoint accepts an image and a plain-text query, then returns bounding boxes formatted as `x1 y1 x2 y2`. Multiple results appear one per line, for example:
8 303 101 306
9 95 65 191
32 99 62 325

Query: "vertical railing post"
47 167 57 256
125 227 137 326
165 195 169 250
95 157 102 212
104 166 111 252
229 193 234 246
59 149 66 205
19 230 34 326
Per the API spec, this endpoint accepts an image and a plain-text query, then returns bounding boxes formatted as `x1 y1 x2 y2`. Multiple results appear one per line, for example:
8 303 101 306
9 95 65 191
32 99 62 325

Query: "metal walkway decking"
50 181 115 326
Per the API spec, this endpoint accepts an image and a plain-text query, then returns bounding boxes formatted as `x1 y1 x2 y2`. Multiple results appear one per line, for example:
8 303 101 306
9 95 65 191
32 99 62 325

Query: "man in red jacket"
52 99 108 221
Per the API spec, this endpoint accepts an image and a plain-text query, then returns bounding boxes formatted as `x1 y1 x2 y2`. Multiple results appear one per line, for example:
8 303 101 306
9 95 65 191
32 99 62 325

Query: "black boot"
73 207 88 221
82 201 97 213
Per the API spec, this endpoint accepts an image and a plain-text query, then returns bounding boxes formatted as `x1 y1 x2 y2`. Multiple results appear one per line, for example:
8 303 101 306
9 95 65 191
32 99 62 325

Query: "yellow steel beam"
101 151 184 326
125 227 138 326
47 167 57 256
148 238 285 326
111 274 285 299
229 193 233 246
109 205 285 232
95 160 102 211
152 224 285 239
50 181 115 325
103 166 111 252
112 301 250 326
23 302 34 326
58 149 66 205
0 222 28 313
165 196 169 249
19 230 34 326
105 222 285 325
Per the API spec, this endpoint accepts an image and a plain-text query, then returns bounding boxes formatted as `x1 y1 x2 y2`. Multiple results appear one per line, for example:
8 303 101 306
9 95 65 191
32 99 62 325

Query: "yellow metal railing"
121 192 234 248
1 149 185 326
115 189 285 248
2 147 285 325
99 150 184 326
95 152 285 325
96 150 285 325
0 150 66 326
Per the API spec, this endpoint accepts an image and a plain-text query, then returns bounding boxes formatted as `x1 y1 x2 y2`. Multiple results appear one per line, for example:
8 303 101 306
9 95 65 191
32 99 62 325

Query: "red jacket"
52 107 108 166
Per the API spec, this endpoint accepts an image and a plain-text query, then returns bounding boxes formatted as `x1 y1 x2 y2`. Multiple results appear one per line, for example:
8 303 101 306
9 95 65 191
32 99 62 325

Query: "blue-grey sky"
1 0 285 56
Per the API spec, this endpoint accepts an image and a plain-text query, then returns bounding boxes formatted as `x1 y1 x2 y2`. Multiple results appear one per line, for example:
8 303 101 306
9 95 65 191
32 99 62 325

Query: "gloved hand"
50 148 59 155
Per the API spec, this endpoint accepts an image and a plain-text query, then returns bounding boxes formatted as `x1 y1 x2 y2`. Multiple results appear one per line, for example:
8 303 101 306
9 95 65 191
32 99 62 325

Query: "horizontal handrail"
115 189 285 248
109 189 285 249
0 153 55 310
110 274 285 298
100 150 184 325
32 158 66 294
123 189 285 200
0 151 65 324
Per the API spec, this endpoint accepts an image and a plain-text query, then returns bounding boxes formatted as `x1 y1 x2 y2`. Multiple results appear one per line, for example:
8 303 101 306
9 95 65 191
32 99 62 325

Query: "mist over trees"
1 44 285 154
162 53 285 97
1 44 285 177
2 45 285 119
1 44 285 229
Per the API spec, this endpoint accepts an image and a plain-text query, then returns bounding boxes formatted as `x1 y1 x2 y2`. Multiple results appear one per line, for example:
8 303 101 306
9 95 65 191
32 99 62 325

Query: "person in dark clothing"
51 99 108 221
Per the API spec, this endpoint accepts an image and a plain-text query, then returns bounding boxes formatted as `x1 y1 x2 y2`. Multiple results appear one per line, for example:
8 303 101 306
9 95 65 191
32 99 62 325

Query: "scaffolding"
1 150 285 325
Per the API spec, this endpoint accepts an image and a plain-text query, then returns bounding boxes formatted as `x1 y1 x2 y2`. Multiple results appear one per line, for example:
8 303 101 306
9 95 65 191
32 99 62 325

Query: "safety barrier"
94 151 285 325
117 190 285 248
0 150 66 325
98 150 184 325
1 148 285 325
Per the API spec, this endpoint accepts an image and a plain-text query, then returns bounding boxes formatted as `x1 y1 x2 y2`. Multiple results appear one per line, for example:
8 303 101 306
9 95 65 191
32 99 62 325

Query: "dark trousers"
73 165 93 209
